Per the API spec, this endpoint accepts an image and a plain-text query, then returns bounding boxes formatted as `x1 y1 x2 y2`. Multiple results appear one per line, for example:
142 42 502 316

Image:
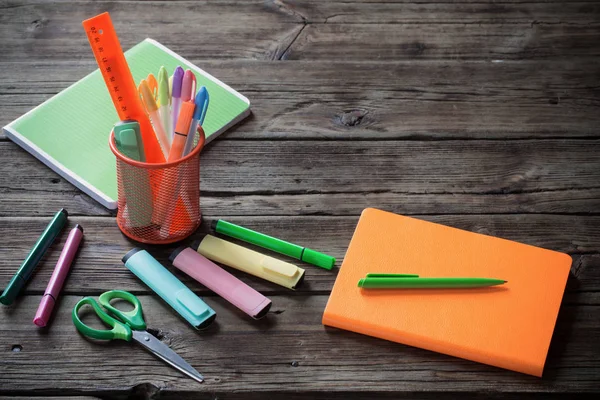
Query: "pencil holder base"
109 131 202 245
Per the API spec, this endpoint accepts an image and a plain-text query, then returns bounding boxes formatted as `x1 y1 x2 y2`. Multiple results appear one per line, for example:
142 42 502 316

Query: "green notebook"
3 39 250 209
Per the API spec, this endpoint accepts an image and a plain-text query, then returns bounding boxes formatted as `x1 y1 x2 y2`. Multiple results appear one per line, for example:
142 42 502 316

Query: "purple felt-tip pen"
33 224 83 327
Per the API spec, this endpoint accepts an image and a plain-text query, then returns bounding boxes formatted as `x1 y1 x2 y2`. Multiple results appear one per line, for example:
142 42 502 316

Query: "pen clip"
365 274 420 278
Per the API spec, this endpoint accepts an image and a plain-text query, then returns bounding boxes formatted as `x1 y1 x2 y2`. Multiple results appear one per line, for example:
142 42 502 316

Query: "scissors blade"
132 330 204 383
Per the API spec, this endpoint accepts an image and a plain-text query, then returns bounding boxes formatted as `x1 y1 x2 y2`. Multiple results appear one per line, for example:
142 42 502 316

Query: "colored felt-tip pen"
212 219 336 270
139 79 170 159
157 67 171 145
181 69 196 102
183 87 209 156
168 101 195 162
357 274 508 289
171 66 184 140
1 209 68 305
33 224 83 327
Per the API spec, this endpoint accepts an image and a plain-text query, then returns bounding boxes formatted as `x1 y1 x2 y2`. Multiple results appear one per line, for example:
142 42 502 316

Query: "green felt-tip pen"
0 209 68 305
357 274 507 289
211 220 336 270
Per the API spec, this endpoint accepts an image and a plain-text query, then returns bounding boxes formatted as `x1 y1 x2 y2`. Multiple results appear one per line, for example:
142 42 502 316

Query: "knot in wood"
336 109 368 127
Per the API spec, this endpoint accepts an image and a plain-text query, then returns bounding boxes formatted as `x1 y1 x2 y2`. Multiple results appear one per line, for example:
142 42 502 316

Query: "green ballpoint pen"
0 209 68 305
212 219 336 270
357 274 507 289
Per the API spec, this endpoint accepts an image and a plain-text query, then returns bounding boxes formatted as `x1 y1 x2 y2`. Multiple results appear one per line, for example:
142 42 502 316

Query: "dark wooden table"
1 1 599 399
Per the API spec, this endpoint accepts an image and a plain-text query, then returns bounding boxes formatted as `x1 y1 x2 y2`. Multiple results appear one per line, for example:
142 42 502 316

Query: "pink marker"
181 69 196 102
33 225 83 327
170 247 272 319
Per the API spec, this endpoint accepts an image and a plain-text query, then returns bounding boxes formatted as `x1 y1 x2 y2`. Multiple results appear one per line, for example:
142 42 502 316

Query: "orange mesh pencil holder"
109 131 202 244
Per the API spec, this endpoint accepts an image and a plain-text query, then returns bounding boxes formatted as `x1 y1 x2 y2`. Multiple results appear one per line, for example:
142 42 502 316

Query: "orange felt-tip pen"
146 73 158 100
139 80 170 159
168 101 195 162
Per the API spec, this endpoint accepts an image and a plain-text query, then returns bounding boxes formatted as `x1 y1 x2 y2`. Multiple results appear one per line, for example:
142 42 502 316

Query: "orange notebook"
322 208 572 376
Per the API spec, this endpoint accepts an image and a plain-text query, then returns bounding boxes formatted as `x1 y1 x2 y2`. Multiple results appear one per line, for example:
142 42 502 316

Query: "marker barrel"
0 209 68 305
170 247 272 319
33 225 83 327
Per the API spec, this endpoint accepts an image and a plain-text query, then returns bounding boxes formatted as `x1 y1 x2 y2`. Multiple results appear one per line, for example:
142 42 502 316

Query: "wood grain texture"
0 295 598 398
0 215 598 298
0 1 303 62
2 60 599 140
281 23 600 61
0 139 599 217
287 0 600 24
1 0 599 397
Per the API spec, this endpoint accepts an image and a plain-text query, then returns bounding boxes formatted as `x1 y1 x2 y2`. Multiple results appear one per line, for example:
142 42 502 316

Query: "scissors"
72 290 204 383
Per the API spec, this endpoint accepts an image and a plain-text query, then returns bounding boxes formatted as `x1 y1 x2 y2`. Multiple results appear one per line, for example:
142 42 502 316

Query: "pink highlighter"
33 224 83 327
170 247 272 319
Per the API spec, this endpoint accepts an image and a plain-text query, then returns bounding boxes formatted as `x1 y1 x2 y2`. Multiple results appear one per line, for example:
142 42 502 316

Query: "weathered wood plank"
281 23 600 61
3 136 599 194
0 1 303 62
1 139 600 216
0 295 598 396
2 1 599 62
0 139 599 216
288 0 600 24
0 216 598 297
2 60 599 140
194 140 600 194
4 185 600 218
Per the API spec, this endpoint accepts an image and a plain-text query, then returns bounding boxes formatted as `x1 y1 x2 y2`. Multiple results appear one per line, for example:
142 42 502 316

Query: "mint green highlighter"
122 248 216 329
72 290 204 383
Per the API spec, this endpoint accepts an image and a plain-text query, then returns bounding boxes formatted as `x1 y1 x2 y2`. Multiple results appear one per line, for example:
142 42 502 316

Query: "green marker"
357 274 507 289
0 209 68 305
211 220 336 270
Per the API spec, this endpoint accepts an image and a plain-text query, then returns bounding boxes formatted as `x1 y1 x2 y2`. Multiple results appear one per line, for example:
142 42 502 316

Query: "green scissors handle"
72 290 146 341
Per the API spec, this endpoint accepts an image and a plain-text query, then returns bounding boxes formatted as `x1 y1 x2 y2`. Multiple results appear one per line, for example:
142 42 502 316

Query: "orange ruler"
82 12 165 163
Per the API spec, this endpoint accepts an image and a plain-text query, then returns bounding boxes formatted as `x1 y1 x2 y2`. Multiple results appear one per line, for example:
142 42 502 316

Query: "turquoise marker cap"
113 120 145 162
122 248 216 329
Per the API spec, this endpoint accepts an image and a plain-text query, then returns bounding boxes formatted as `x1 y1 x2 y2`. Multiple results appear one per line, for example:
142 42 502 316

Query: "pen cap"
195 235 305 290
139 80 158 112
33 295 55 327
193 87 209 123
170 247 272 319
122 248 216 329
172 66 184 97
158 67 170 107
113 120 145 162
301 249 336 270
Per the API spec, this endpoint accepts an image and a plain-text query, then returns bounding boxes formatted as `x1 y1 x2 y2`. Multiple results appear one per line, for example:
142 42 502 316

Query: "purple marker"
171 66 185 141
33 225 83 327
170 247 272 319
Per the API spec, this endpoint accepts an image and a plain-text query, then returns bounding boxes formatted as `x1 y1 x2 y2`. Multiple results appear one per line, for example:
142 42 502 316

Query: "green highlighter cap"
212 220 336 270
113 120 145 162
158 66 170 107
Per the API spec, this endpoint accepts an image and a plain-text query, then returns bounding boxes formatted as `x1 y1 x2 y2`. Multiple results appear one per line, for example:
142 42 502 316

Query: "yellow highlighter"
193 235 305 290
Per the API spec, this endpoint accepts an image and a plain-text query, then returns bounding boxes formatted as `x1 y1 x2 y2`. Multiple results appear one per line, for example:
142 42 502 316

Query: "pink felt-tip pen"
33 224 83 327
